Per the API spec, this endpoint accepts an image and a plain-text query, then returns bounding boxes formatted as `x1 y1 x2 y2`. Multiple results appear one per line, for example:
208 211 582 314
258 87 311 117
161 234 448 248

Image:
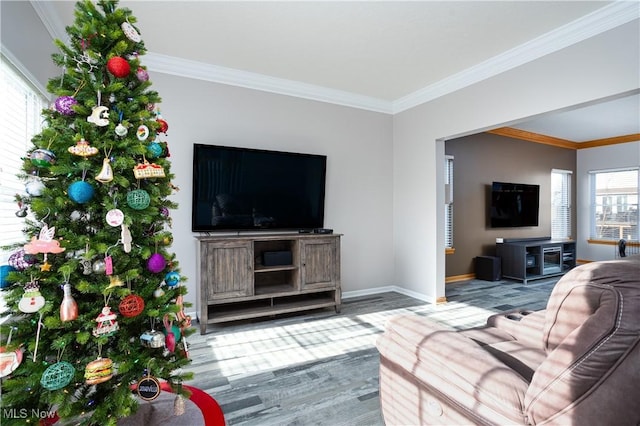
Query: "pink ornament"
147 253 166 273
24 225 65 255
136 67 149 82
60 284 78 322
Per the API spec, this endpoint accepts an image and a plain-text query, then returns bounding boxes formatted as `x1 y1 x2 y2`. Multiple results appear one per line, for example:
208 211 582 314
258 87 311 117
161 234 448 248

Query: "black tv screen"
192 144 327 232
490 181 540 228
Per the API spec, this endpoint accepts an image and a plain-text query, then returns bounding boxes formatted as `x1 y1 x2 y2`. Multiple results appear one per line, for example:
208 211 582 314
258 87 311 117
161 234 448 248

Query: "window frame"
551 169 572 240
445 155 454 250
588 167 639 242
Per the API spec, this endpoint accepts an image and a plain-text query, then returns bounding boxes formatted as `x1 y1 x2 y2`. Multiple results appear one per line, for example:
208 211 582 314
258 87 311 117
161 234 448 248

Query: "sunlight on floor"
202 299 500 378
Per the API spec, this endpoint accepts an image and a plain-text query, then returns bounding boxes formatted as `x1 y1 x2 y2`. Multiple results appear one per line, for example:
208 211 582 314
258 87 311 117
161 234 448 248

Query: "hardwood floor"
185 277 557 425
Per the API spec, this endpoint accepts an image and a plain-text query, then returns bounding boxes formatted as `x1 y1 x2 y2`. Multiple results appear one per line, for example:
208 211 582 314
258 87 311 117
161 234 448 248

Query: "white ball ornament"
26 179 46 197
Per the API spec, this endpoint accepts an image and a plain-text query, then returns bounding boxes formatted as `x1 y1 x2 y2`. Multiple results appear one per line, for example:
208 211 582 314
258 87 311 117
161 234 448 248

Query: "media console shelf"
196 233 341 334
496 238 575 284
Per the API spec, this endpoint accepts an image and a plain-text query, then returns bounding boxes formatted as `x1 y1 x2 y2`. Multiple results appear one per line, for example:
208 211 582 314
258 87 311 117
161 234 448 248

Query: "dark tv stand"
496 238 576 284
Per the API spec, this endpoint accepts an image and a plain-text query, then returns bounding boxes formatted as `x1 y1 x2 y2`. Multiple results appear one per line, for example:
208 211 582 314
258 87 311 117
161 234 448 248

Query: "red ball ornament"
119 294 145 318
107 57 131 78
156 118 168 134
147 253 166 273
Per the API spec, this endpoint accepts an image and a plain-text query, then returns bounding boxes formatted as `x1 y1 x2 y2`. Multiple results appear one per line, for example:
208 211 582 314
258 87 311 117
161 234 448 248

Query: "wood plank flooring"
185 277 557 425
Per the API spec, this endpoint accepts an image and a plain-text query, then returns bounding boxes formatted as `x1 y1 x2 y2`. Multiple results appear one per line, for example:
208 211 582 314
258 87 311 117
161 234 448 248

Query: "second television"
192 144 327 232
490 181 540 228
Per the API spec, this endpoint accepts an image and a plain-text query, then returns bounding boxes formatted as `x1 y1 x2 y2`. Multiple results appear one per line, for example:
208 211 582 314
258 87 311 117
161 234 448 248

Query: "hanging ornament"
41 361 75 390
68 180 95 203
140 323 165 348
92 306 119 337
119 294 145 318
164 271 180 288
84 357 113 385
146 141 163 158
15 202 28 217
60 282 78 322
0 328 23 378
153 285 164 298
136 67 149 82
80 258 92 275
95 158 114 183
25 177 46 197
0 265 15 289
175 294 192 329
127 189 150 210
156 118 168 134
147 253 166 274
68 138 99 157
87 105 109 127
54 96 78 116
137 374 161 401
8 249 37 271
92 259 106 274
136 124 149 141
163 314 179 353
18 280 46 313
24 224 66 256
30 148 56 168
133 161 165 179
115 123 128 137
121 224 133 253
107 56 130 78
107 275 124 289
105 209 124 227
121 21 142 43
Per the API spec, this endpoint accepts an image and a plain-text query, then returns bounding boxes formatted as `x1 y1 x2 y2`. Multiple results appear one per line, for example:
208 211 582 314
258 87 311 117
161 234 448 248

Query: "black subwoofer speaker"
475 256 502 281
262 251 293 267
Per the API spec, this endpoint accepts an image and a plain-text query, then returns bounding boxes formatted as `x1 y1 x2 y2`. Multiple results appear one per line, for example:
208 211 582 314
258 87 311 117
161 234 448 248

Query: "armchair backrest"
524 258 640 424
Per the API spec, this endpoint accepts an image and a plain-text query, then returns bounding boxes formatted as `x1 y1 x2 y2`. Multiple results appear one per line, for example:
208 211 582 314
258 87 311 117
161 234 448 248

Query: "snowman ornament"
18 280 46 313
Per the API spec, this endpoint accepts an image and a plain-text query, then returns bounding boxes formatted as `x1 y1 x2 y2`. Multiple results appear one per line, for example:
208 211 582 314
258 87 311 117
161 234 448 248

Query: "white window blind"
551 169 572 240
445 155 454 248
0 58 46 261
589 168 639 241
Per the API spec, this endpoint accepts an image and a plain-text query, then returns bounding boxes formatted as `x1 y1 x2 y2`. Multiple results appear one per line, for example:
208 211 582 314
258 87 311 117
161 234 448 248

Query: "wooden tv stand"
496 238 576 284
196 233 341 334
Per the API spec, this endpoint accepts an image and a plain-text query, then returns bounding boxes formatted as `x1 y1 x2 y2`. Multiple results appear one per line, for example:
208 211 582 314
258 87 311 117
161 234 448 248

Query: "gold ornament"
68 139 98 157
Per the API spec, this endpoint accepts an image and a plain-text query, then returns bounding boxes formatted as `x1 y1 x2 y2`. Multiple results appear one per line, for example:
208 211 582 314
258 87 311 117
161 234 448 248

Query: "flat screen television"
192 144 327 232
490 181 540 228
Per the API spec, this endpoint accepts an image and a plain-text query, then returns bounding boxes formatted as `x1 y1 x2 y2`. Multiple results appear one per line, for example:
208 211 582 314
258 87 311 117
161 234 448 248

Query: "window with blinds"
551 169 572 240
445 155 453 248
589 168 639 241
0 58 47 261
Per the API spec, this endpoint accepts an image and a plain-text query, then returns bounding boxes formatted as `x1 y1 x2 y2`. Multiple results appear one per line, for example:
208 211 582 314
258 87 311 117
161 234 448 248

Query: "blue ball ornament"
147 142 163 158
68 181 95 203
0 265 16 289
164 271 180 287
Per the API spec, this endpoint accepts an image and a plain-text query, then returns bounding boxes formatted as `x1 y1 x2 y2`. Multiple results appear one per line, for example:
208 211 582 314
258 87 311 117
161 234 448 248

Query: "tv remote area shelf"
196 233 341 334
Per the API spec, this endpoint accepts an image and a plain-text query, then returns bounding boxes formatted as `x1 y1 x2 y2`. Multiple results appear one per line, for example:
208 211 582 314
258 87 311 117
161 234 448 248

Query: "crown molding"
143 53 393 114
391 1 640 114
33 1 638 115
30 1 69 43
487 128 640 149
487 127 577 149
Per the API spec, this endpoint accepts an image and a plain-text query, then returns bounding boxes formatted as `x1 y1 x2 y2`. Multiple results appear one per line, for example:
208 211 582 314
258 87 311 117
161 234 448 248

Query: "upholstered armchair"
376 256 640 425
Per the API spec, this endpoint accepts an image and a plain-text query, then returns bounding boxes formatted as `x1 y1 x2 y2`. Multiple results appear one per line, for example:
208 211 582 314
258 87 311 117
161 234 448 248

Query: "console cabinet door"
202 241 253 300
300 237 339 289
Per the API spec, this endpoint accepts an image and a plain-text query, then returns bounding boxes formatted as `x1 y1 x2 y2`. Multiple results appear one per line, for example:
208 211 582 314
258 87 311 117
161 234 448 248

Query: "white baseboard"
343 286 435 304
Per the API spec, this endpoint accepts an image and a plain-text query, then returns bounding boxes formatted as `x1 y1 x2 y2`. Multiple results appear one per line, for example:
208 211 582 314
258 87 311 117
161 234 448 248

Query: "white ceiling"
38 1 640 142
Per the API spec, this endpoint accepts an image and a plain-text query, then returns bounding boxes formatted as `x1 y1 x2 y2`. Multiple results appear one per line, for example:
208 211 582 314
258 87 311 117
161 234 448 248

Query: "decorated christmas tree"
0 1 192 424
